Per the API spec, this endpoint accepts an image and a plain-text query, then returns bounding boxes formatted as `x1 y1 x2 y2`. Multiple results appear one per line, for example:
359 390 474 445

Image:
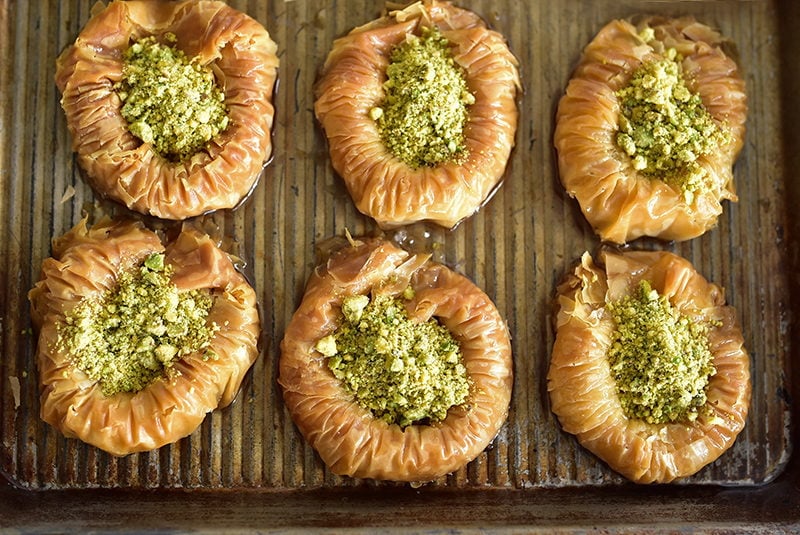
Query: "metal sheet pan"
1 0 797 529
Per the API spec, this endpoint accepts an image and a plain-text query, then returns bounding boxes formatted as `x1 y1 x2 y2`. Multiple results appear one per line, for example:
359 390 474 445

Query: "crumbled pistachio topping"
606 280 716 424
316 292 471 427
638 27 656 44
371 26 474 169
115 33 229 161
615 54 731 200
57 253 219 397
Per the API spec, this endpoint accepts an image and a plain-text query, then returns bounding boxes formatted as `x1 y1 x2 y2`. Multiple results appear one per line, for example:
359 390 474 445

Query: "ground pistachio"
371 26 474 169
606 280 716 424
615 54 731 202
316 291 471 427
57 253 219 397
115 33 229 162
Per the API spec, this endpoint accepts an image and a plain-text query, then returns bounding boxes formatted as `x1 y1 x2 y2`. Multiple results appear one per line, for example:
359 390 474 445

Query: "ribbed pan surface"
0 0 791 489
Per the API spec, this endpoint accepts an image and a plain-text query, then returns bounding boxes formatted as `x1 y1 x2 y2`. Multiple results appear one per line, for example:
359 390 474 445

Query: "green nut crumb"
320 291 471 427
314 334 337 357
57 253 219 397
615 56 732 197
373 27 474 169
144 251 165 271
638 27 655 44
606 280 716 424
115 33 229 162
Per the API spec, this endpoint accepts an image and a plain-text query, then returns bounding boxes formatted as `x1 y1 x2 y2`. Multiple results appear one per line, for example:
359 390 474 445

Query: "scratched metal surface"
0 0 791 491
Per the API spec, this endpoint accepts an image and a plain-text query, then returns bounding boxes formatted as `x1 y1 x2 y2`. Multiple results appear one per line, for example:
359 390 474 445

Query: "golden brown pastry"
28 218 260 456
547 250 750 483
55 0 279 220
279 238 513 481
314 1 520 229
554 17 747 244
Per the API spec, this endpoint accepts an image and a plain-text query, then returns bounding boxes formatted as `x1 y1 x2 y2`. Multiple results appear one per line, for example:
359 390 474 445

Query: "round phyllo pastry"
554 16 747 244
28 218 260 456
279 237 513 481
314 0 520 229
547 250 750 483
55 0 279 220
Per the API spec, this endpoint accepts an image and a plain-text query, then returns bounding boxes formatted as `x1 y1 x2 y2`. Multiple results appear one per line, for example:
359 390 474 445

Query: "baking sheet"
0 0 792 493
